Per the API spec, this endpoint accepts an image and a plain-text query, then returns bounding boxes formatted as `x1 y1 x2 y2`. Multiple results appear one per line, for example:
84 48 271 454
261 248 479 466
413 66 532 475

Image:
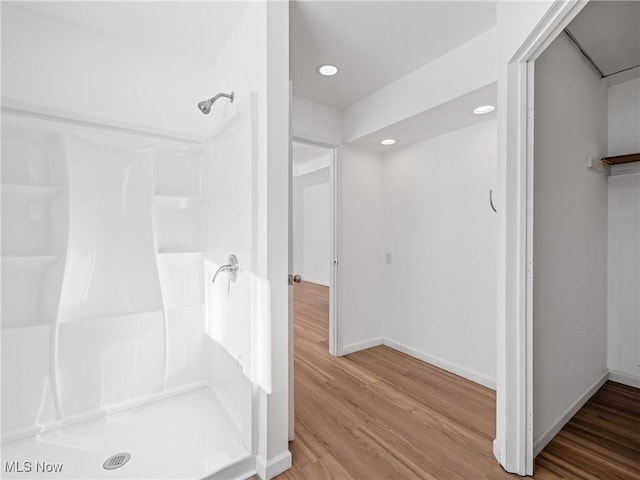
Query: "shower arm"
209 92 234 103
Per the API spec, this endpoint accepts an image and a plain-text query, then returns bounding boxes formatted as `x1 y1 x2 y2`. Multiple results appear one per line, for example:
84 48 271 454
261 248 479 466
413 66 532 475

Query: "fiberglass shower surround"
0 0 289 476
0 99 261 478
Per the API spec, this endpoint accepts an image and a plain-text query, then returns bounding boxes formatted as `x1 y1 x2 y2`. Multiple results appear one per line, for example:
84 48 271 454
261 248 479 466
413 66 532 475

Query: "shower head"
197 92 234 114
198 100 213 114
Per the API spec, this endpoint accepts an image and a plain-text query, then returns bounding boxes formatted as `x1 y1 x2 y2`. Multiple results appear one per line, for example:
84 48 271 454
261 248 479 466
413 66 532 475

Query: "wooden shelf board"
601 153 640 166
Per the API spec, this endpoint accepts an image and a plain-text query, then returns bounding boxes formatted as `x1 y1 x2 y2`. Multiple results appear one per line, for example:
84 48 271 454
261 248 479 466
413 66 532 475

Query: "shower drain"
103 452 131 470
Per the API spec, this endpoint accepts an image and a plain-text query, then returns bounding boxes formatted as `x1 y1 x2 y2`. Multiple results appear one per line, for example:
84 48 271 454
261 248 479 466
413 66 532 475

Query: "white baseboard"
255 450 292 480
609 369 640 389
533 370 609 457
382 338 496 390
492 439 501 464
340 337 383 356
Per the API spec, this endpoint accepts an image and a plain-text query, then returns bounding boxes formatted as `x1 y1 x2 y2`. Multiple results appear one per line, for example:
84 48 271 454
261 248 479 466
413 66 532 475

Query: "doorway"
288 137 337 439
290 137 337 354
501 0 640 474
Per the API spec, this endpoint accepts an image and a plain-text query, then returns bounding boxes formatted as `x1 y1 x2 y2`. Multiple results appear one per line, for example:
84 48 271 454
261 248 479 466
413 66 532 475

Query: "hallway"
280 282 510 479
280 282 640 480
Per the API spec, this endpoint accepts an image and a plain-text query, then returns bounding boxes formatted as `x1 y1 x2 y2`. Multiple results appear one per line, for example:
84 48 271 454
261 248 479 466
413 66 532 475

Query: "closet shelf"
155 195 201 209
601 153 640 166
1 184 62 201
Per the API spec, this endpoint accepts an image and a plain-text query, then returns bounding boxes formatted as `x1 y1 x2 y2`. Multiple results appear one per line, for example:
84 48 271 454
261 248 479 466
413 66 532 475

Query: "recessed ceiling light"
318 64 339 76
473 105 495 115
381 139 396 146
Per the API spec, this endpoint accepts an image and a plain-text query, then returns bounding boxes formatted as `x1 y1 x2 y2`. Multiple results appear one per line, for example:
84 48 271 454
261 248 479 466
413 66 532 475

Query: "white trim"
498 1 589 475
533 371 609 457
382 339 496 390
609 370 640 389
255 451 292 480
493 440 501 465
338 337 496 391
340 337 383 356
525 60 535 475
510 1 589 64
205 454 256 480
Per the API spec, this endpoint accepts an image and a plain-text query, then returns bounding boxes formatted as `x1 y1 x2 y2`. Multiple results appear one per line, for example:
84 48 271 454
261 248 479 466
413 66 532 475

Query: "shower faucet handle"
212 254 239 292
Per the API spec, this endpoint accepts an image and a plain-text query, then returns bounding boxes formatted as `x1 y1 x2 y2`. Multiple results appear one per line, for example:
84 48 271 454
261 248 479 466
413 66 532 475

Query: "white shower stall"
1 2 290 479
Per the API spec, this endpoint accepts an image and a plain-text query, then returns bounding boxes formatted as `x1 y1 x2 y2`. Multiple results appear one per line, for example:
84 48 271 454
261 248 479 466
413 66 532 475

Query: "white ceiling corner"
13 1 249 67
566 1 640 79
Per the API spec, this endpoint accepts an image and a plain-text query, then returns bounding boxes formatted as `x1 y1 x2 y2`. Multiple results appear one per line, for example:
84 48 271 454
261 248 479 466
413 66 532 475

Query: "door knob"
290 274 302 285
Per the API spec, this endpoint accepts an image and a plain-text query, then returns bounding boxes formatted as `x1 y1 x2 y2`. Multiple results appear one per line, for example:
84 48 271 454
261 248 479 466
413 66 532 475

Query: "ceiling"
350 82 497 152
13 1 249 66
290 1 496 109
566 1 640 82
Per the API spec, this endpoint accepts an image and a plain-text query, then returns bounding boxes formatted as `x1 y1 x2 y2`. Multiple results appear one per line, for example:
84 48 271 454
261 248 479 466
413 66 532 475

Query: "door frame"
498 0 588 475
291 135 340 356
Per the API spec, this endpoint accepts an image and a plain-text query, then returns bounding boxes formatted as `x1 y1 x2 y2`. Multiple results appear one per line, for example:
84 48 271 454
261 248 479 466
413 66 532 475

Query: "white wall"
291 96 386 353
339 146 384 352
292 165 331 286
343 28 498 144
607 78 640 388
380 120 498 388
608 78 640 157
533 32 609 454
262 2 291 477
292 96 342 146
1 3 220 137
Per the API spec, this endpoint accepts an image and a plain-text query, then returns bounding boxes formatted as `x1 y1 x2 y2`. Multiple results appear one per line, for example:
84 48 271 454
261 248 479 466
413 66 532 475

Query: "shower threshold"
1 388 255 479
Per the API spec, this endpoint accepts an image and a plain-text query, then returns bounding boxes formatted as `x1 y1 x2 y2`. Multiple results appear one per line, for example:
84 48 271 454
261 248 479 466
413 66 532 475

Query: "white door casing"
496 0 588 475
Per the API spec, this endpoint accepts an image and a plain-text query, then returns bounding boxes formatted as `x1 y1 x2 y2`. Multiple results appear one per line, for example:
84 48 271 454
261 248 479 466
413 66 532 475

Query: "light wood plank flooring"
278 281 640 480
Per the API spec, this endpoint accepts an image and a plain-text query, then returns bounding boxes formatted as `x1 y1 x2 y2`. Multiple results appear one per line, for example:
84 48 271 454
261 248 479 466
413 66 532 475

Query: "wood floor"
535 381 640 479
278 282 640 480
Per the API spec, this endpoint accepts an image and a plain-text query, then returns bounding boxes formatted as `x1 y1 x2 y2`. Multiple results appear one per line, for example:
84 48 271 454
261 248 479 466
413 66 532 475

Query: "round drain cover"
103 452 131 470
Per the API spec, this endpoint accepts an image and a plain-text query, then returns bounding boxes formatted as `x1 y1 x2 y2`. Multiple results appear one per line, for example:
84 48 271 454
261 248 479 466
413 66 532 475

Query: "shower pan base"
1 388 255 479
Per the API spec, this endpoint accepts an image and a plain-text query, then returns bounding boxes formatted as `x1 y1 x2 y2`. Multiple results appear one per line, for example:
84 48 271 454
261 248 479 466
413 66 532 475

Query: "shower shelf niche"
152 144 207 393
2 184 63 201
1 118 68 335
154 146 204 255
2 254 61 262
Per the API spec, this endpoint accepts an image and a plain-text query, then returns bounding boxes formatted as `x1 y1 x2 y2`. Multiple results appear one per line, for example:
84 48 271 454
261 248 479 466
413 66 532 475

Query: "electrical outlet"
385 253 392 265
